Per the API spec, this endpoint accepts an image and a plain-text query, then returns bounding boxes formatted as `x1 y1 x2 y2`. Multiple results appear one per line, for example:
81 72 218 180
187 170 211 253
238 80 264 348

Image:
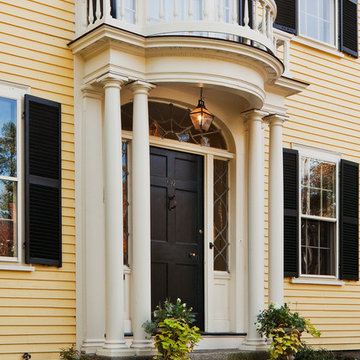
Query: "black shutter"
24 95 62 267
339 159 359 281
238 0 253 27
339 0 358 58
274 0 297 35
283 148 299 277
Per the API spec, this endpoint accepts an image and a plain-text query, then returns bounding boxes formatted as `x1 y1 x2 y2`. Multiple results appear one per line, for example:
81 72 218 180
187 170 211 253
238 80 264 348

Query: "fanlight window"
121 102 227 150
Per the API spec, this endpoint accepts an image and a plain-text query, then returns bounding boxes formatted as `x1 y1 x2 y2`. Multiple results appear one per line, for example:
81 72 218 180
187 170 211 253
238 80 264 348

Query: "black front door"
150 146 204 329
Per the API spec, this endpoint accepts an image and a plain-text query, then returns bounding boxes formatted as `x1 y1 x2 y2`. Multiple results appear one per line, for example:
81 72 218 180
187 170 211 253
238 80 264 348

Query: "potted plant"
256 303 321 360
143 298 202 360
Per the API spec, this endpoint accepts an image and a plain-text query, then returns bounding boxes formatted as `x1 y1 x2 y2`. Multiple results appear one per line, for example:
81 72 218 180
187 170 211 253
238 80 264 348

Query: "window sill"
293 35 344 58
291 277 344 286
0 263 35 272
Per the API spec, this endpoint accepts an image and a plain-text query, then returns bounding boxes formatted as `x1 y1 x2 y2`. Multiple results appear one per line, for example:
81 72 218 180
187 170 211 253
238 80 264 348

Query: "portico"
70 3 307 355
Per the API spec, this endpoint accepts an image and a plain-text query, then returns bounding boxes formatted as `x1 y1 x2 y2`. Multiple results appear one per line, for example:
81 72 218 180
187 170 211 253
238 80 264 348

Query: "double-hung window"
283 146 359 281
274 0 358 57
299 0 335 45
0 85 22 262
299 149 338 277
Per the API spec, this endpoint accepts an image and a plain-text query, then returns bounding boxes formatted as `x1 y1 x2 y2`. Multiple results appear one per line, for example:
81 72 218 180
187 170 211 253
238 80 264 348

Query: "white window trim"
297 0 339 50
292 144 341 279
0 80 33 270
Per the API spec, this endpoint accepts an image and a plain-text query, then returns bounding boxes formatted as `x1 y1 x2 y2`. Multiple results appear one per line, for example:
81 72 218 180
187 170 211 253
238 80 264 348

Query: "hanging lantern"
189 88 214 132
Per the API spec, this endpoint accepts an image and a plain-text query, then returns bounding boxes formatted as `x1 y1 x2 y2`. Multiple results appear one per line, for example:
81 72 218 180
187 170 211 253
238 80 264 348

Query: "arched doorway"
121 101 230 331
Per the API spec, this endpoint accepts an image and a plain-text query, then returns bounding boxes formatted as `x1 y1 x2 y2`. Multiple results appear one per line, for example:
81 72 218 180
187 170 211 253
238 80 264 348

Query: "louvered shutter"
339 159 359 281
339 0 358 58
274 0 297 35
283 148 299 277
24 95 62 267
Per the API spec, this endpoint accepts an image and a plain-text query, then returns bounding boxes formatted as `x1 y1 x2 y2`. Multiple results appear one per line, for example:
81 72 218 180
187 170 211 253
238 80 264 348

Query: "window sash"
298 0 336 46
294 147 340 278
0 94 20 262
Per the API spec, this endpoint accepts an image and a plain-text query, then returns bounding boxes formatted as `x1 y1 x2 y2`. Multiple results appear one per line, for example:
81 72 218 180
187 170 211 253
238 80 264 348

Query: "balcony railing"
78 0 292 75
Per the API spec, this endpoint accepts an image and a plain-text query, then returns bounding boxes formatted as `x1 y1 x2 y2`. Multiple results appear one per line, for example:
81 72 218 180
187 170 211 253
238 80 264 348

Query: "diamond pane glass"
213 159 229 272
122 142 129 266
121 102 227 150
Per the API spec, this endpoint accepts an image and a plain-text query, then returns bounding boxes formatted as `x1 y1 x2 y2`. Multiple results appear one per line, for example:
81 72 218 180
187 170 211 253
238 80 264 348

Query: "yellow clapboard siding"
0 42 74 71
0 10 74 39
0 4 75 356
0 325 74 335
7 0 74 23
279 28 360 350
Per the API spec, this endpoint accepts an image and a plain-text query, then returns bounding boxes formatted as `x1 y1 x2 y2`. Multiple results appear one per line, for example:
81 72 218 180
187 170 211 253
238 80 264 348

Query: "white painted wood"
88 0 94 24
128 81 154 352
240 110 267 351
95 0 101 21
80 89 106 355
82 0 277 53
243 0 249 28
97 75 132 357
267 114 286 306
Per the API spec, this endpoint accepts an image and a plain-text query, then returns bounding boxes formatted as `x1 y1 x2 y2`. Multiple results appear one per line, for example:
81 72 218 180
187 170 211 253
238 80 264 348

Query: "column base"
239 337 268 351
96 340 134 357
130 340 154 356
81 339 104 354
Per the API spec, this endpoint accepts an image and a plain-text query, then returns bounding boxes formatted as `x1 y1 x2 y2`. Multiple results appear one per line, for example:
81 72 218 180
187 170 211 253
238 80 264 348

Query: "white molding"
293 36 344 58
0 264 35 272
291 277 345 286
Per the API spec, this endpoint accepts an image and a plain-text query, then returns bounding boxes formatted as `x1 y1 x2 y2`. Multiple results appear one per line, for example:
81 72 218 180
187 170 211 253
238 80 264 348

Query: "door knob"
189 252 197 258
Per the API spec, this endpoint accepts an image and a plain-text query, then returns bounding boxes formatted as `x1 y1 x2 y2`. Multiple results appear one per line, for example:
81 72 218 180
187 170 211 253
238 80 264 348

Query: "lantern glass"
189 97 214 132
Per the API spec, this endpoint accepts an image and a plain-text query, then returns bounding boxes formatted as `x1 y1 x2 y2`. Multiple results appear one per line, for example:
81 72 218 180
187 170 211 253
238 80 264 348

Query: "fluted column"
127 81 155 354
266 114 287 306
241 110 267 350
97 74 133 357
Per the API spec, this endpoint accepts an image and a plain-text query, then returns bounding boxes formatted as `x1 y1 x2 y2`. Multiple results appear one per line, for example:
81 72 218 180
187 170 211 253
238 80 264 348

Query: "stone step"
88 350 269 360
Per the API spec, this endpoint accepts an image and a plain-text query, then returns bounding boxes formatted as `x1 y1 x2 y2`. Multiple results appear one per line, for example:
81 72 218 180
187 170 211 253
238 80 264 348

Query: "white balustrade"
82 0 281 56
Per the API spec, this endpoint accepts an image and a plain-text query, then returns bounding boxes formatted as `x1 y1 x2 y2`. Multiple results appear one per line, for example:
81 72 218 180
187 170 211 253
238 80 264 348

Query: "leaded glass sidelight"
213 159 229 272
121 101 227 150
122 141 129 266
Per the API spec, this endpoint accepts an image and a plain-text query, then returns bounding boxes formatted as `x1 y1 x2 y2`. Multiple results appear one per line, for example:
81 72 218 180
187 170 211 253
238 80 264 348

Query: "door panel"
150 146 204 329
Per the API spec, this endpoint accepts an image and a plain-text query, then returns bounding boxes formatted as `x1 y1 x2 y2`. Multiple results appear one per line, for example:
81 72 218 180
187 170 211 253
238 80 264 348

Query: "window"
283 147 359 280
300 155 337 276
299 0 335 45
0 97 19 261
274 0 358 57
213 159 229 272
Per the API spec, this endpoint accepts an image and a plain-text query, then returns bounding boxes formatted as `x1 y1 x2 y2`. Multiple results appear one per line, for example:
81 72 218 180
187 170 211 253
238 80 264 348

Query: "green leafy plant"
153 317 201 360
143 298 202 360
143 298 196 335
256 303 321 360
59 345 90 360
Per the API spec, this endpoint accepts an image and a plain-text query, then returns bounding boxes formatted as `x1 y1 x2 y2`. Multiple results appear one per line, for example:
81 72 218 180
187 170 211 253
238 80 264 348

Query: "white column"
241 110 267 350
81 88 106 354
97 74 133 357
267 114 287 306
127 81 155 354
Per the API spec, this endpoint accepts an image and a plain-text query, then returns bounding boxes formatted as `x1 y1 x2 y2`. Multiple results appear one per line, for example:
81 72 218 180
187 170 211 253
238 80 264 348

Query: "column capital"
96 72 128 88
127 80 156 95
264 113 289 126
81 84 103 99
242 109 268 122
